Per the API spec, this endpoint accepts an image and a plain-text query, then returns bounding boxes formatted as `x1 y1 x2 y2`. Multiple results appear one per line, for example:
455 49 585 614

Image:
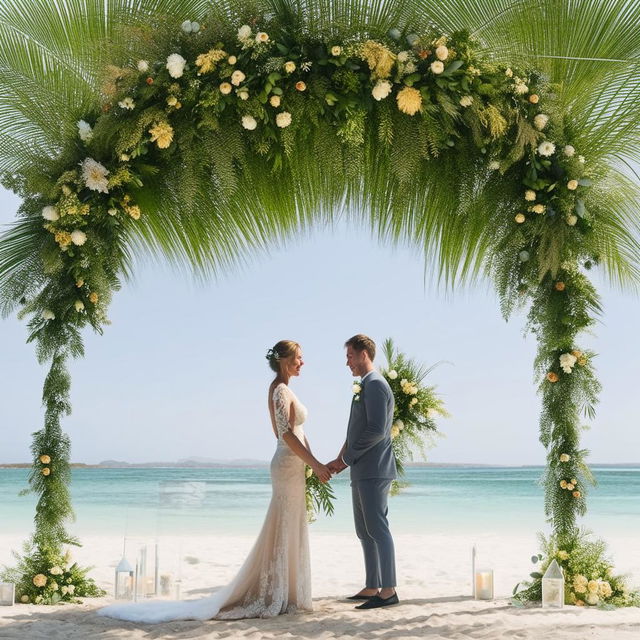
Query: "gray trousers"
351 478 396 588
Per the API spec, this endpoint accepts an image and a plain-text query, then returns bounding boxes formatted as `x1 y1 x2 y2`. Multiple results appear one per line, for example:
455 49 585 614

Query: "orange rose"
554 282 566 291
295 81 307 92
571 350 582 358
547 372 559 383
529 94 539 104
42 467 51 476
146 77 154 85
573 490 581 498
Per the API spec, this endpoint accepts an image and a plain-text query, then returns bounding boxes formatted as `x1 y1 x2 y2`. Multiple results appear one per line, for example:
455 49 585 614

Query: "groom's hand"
327 458 347 474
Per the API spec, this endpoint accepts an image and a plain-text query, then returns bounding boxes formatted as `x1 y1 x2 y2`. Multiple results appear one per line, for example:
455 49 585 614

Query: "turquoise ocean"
1 466 639 538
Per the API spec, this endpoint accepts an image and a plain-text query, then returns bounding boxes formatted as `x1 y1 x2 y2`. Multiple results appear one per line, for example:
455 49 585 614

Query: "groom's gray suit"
342 370 397 589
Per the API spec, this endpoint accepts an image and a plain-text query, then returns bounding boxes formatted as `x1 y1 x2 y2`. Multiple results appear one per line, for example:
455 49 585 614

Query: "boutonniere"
352 380 362 402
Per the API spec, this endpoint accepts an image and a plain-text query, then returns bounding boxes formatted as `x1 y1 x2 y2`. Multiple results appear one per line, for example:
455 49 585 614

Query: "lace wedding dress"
98 383 312 622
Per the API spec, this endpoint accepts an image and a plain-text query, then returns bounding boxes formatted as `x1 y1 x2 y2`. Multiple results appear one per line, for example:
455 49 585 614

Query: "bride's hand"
313 463 331 483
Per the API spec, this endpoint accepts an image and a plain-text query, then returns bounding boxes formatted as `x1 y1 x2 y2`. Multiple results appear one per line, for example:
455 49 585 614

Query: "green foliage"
1 539 105 605
513 530 640 607
305 466 336 522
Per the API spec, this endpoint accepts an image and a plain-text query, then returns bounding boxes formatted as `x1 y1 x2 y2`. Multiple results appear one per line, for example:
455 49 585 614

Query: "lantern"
474 569 494 600
542 559 564 608
0 583 15 606
114 557 134 600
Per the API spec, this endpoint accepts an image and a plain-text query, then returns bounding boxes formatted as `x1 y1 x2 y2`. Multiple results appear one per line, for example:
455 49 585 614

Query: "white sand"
1 532 639 639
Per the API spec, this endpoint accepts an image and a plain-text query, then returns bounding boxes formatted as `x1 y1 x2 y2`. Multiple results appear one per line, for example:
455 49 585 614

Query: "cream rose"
241 115 257 130
42 206 59 221
435 45 449 60
430 61 444 74
372 80 392 101
231 70 246 86
276 112 292 128
567 179 579 190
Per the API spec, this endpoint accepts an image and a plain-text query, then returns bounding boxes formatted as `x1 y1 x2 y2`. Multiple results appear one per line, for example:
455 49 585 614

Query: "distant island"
1 458 639 469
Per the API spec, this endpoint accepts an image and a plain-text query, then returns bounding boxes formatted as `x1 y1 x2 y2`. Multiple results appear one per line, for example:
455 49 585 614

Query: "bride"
98 340 331 622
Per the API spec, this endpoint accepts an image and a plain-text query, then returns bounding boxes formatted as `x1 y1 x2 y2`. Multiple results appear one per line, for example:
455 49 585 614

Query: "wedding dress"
98 383 312 622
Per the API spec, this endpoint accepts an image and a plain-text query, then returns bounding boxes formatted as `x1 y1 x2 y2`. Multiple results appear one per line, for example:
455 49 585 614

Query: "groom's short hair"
345 334 376 361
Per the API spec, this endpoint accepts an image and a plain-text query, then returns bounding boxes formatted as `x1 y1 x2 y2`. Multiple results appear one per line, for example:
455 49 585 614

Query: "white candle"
0 583 15 606
475 569 494 600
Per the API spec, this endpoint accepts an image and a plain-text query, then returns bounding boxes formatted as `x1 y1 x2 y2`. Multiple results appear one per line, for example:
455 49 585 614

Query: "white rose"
42 205 59 221
390 425 400 439
459 95 473 107
559 453 571 462
77 120 93 142
533 114 549 130
387 369 398 379
567 179 579 190
137 60 149 72
241 115 257 130
394 420 404 431
567 215 578 226
74 300 85 312
255 32 269 43
118 97 135 110
352 383 362 394
42 310 55 321
49 566 63 575
219 82 232 95
563 145 575 157
372 80 392 101
237 25 252 40
228 55 237 65
284 61 296 73
166 53 186 78
331 46 342 56
430 61 445 74
231 70 246 86
269 95 281 107
586 592 599 605
435 45 449 60
108 208 118 216
71 230 87 246
61 586 69 595
276 111 292 128
237 89 249 100
67 584 75 594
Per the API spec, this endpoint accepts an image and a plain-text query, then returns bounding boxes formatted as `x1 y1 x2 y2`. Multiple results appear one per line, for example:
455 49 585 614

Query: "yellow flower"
54 231 72 248
529 94 539 104
587 580 599 593
295 81 307 92
390 425 400 439
126 204 141 220
89 292 99 304
284 61 296 73
33 574 47 588
557 550 569 560
39 455 51 464
305 467 313 479
559 453 570 462
577 356 587 366
195 48 227 74
149 122 174 149
396 86 422 115
573 490 581 498
514 213 526 223
76 279 84 288
547 372 559 383
42 467 51 476
360 40 396 79
559 479 568 489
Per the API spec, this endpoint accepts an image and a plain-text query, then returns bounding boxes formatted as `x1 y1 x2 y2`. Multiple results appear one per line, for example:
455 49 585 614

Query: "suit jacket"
343 370 397 481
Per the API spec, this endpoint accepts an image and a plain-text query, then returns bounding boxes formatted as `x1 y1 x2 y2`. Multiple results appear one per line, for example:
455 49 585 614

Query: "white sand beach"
1 532 639 639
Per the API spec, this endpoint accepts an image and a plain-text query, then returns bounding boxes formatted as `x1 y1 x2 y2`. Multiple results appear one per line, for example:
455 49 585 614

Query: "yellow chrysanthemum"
54 231 72 248
360 40 396 79
89 292 99 304
125 204 141 220
149 122 174 149
396 86 422 116
195 48 227 74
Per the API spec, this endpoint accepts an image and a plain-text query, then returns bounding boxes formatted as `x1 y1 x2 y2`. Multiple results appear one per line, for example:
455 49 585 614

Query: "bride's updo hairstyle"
266 340 300 373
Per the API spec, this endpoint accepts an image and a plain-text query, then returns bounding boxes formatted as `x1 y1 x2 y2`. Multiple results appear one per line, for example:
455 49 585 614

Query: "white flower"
505 68 513 77
514 82 529 94
228 55 237 65
67 584 75 594
77 120 93 142
410 397 418 406
81 158 109 193
276 112 292 128
532 204 545 214
488 160 500 171
397 51 410 63
50 566 63 576
269 95 281 107
219 82 232 95
567 179 579 190
352 383 362 394
284 61 296 73
231 70 246 86
559 352 577 374
166 53 186 78
533 114 549 130
237 25 252 41
255 31 269 43
42 205 59 221
563 145 575 157
587 580 600 594
372 80 392 101
137 60 149 72
459 95 473 107
394 420 404 431
567 215 578 226
71 230 87 246
537 141 556 157
435 45 449 60
559 453 571 462
108 208 118 216
120 153 130 161
404 62 417 74
387 369 398 380
430 61 445 74
42 310 55 321
524 189 536 201
241 115 257 130
61 586 69 595
74 300 85 312
118 97 135 110
237 89 249 100
578 155 585 163
390 425 400 439
331 46 342 56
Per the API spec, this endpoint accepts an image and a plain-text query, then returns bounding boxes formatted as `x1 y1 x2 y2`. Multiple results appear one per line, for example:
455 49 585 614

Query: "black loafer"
355 593 399 609
346 593 377 600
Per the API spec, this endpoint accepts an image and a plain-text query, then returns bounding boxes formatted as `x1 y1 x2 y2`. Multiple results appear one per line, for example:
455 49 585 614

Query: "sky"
1 186 639 466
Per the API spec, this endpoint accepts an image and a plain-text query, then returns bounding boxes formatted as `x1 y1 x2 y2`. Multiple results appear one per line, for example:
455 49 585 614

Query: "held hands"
312 462 332 483
326 458 347 475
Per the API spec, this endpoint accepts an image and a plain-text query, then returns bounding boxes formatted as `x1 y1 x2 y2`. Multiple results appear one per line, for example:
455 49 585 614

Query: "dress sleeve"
273 385 292 439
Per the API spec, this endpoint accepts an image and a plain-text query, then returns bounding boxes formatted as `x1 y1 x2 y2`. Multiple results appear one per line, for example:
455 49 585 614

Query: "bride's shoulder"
270 382 289 396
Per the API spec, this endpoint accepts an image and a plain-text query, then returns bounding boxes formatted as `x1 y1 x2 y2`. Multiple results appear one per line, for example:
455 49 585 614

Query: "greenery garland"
1 4 635 605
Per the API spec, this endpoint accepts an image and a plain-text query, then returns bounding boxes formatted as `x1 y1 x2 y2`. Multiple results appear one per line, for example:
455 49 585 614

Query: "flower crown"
265 347 280 362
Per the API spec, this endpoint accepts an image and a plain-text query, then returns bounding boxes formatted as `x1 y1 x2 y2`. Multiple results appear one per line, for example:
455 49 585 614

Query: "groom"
328 334 399 609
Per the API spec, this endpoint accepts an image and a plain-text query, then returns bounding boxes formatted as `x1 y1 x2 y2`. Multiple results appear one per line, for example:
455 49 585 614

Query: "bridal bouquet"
305 466 335 523
380 338 448 493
